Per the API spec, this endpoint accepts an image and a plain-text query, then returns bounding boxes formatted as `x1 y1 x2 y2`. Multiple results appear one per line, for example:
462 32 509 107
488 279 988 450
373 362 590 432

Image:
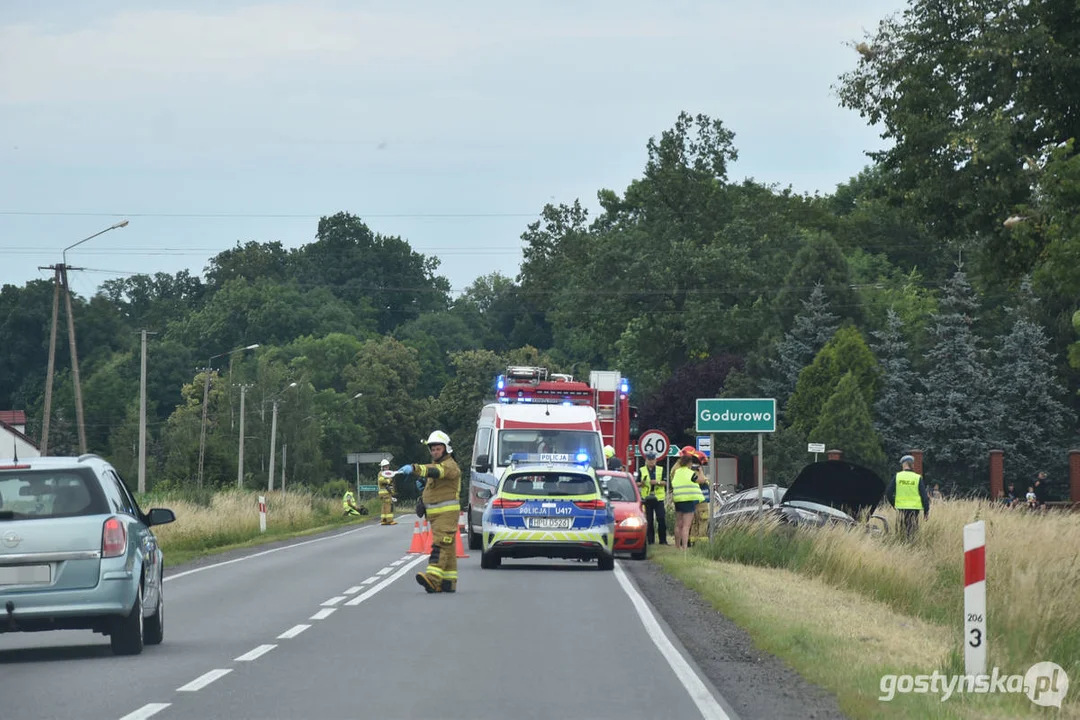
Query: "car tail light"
573 499 606 510
0 464 31 470
491 498 524 509
102 517 127 558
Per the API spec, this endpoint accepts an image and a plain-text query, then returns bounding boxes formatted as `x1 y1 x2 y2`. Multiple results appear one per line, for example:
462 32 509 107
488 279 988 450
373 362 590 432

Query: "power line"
0 211 538 219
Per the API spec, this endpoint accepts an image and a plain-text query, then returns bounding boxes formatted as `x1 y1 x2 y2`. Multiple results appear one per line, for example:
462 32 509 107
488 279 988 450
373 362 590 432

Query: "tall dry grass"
138 489 377 555
699 499 1080 686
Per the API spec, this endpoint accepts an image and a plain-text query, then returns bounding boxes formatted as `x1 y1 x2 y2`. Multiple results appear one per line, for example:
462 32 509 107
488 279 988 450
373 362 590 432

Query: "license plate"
529 517 573 529
0 564 52 586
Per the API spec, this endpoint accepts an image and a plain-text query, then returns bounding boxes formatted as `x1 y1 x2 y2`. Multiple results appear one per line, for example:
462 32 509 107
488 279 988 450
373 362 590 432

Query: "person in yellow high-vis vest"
637 451 668 545
885 454 930 538
377 458 398 525
401 430 462 594
670 446 705 549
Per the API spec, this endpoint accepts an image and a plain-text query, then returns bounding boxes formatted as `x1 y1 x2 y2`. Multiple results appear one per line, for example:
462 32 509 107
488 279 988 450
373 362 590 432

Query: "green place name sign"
696 398 776 433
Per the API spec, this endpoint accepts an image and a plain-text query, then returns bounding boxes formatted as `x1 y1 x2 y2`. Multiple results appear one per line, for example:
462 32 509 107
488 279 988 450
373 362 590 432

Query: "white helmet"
380 458 390 467
425 430 452 454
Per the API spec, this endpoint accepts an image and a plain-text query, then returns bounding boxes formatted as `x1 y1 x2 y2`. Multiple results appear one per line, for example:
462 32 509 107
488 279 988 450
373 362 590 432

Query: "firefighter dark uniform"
886 455 930 538
637 454 667 545
408 431 461 594
377 465 397 525
689 461 710 545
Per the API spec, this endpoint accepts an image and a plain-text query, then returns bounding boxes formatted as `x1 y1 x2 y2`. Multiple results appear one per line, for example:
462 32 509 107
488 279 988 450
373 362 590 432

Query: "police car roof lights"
508 452 591 466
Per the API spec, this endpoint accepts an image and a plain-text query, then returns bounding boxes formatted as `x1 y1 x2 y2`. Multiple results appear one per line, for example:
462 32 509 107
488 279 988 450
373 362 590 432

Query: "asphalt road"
0 517 742 720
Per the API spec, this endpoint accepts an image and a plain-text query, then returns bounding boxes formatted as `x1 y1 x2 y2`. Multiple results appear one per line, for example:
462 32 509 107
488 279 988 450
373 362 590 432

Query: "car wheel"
480 550 500 569
467 509 482 550
630 548 647 561
110 583 145 656
144 574 164 646
597 554 615 571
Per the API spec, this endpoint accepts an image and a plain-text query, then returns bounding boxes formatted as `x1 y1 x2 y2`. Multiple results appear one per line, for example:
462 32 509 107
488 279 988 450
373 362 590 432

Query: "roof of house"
0 411 27 426
0 419 40 450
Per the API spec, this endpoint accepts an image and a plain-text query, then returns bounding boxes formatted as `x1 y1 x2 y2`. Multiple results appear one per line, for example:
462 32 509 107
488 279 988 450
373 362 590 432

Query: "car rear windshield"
600 475 638 502
0 468 109 520
501 472 598 497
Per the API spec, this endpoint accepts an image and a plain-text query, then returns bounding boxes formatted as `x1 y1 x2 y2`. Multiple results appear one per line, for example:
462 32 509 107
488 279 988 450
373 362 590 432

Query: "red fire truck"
494 366 638 471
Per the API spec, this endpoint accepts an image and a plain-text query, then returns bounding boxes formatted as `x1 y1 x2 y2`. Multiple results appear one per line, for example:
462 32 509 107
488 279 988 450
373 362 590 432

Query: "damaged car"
710 460 889 535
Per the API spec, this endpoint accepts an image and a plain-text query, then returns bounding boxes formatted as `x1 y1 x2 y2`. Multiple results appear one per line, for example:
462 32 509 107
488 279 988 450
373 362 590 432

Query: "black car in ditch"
711 460 889 534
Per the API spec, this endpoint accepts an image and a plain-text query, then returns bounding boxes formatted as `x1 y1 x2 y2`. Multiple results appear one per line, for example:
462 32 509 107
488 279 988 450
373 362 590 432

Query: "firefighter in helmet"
377 458 397 525
399 431 462 593
689 450 711 546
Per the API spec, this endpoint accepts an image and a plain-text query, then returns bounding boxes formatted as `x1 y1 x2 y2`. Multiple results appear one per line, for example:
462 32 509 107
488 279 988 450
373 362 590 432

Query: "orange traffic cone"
407 521 426 554
454 525 470 558
421 519 433 554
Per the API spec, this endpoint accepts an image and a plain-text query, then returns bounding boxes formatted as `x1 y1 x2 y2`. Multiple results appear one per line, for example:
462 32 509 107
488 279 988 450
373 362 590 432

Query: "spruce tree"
991 279 1075 482
764 282 840 410
871 308 921 463
809 371 887 474
917 265 993 491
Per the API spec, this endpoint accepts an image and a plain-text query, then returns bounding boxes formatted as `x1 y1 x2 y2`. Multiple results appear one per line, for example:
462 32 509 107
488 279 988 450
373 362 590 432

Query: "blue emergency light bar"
508 452 591 465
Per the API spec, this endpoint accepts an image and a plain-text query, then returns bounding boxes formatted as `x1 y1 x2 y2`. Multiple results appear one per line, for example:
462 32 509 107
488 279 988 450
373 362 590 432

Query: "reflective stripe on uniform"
425 499 459 515
425 566 446 578
670 467 704 503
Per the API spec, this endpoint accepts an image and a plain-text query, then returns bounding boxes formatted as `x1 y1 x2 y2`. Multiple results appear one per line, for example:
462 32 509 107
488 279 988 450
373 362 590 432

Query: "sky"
0 0 903 300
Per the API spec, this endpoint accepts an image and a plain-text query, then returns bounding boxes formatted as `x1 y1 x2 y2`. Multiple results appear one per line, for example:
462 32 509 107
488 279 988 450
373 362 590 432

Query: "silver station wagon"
0 454 175 655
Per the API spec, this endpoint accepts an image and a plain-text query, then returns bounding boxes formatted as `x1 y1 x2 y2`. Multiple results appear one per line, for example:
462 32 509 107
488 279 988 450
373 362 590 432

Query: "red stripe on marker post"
964 545 985 586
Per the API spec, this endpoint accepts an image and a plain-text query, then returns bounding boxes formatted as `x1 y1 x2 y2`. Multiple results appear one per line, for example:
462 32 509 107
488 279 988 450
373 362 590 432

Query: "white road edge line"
164 524 377 582
235 644 277 662
118 703 171 720
322 596 346 606
311 608 336 620
613 563 733 720
177 669 232 692
277 623 311 639
345 555 426 606
343 585 364 595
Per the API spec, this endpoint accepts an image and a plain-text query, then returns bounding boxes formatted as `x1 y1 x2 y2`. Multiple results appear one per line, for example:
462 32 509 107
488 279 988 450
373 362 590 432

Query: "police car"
479 453 615 571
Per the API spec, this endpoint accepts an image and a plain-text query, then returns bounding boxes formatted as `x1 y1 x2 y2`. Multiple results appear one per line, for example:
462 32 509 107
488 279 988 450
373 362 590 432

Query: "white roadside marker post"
964 520 987 677
258 495 267 533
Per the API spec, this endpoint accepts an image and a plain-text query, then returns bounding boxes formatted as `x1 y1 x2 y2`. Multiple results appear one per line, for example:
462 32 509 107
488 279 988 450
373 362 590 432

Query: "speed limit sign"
637 429 670 458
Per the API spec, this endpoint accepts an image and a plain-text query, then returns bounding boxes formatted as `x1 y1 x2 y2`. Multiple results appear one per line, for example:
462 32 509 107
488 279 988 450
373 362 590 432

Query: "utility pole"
267 400 278 491
137 330 157 493
237 384 248 488
39 268 61 456
38 220 130 456
281 443 287 497
196 364 213 489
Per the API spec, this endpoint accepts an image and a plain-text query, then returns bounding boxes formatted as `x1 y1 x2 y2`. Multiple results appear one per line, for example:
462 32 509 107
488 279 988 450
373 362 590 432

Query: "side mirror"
146 508 176 527
474 454 490 474
476 488 492 500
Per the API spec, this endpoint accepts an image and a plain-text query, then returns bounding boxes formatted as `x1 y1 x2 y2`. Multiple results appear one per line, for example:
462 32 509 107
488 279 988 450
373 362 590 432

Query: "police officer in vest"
638 451 668 546
886 454 931 538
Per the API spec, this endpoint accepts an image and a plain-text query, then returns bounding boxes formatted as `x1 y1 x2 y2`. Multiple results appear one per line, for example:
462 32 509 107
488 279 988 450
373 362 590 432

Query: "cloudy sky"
0 0 902 299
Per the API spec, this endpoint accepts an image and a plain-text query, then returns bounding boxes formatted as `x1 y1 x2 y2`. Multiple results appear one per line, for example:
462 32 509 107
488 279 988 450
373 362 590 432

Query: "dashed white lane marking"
177 669 232 692
310 608 336 620
164 524 379 582
345 555 426 607
375 567 392 575
235 644 277 662
277 624 310 639
118 703 171 720
613 563 733 720
390 559 404 566
343 585 364 594
321 595 346 606
360 576 379 585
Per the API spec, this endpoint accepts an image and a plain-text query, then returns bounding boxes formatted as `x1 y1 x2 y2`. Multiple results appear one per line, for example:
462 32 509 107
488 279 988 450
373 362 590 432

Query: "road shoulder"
622 556 848 720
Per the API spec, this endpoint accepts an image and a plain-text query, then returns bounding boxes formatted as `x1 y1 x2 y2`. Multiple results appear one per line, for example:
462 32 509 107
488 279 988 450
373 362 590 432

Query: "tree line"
0 0 1077 496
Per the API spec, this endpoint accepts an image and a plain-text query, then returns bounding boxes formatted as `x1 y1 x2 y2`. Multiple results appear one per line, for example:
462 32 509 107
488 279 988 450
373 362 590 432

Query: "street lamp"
197 343 260 488
267 382 298 492
41 220 130 456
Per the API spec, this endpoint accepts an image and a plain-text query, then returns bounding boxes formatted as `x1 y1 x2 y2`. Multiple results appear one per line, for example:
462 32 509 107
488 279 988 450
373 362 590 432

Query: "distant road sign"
347 452 393 464
697 436 711 457
637 429 669 458
808 443 826 454
696 398 777 433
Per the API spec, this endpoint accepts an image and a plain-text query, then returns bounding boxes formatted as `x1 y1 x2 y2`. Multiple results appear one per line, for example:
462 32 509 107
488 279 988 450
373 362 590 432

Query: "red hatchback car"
597 470 647 560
